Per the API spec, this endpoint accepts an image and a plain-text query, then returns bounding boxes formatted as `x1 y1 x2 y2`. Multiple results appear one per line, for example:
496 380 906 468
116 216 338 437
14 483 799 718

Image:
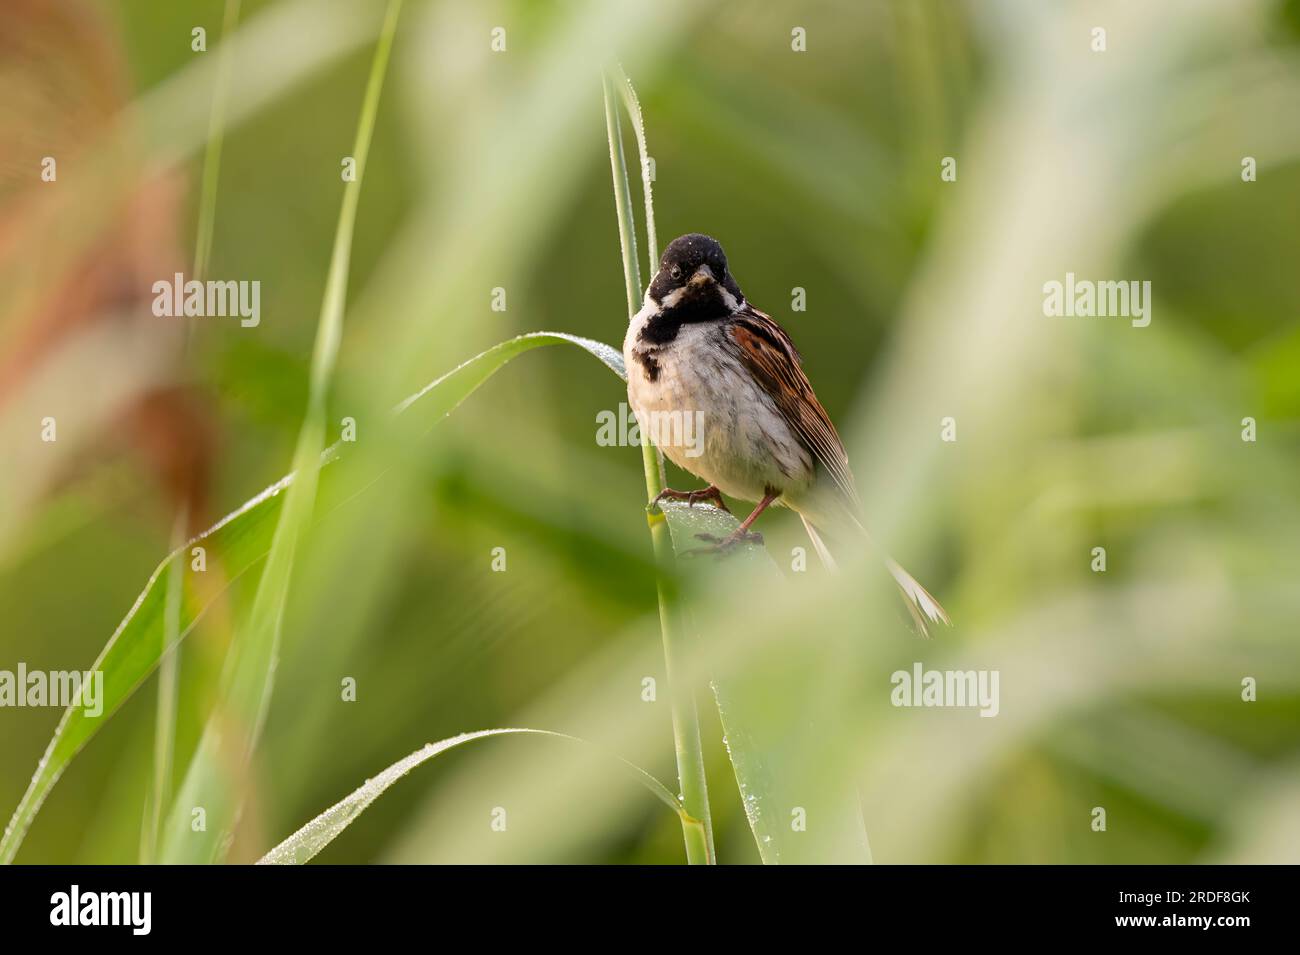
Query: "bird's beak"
688 265 716 287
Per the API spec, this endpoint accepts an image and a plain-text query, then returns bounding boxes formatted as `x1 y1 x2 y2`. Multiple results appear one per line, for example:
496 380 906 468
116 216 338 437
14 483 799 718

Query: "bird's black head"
647 233 745 313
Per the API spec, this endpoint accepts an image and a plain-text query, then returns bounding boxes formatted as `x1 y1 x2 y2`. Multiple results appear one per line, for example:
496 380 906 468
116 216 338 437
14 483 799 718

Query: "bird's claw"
652 486 730 514
680 529 764 557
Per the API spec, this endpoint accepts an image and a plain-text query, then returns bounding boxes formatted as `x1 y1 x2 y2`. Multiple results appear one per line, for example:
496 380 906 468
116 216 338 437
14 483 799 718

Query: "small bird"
623 233 949 636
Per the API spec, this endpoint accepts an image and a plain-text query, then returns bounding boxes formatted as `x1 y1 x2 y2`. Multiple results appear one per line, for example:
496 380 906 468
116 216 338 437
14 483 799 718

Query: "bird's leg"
690 491 779 552
652 485 730 513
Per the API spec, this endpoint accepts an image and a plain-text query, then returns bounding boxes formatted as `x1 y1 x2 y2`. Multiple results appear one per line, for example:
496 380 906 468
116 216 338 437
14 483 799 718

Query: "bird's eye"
669 265 682 280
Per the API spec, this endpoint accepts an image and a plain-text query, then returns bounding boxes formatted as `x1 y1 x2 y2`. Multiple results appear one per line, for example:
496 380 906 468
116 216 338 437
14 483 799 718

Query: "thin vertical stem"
145 0 241 865
192 0 241 283
603 71 714 864
142 512 186 865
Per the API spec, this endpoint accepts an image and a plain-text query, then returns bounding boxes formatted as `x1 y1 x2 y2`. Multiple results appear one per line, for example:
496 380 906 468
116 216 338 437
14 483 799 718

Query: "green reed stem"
603 70 713 865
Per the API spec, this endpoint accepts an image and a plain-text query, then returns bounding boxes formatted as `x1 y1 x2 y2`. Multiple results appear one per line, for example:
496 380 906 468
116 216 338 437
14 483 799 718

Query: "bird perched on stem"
623 233 948 636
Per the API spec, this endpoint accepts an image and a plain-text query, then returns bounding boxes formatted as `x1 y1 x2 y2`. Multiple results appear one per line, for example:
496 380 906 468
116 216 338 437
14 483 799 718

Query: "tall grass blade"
143 0 244 866
604 69 714 864
603 75 642 326
613 63 659 274
192 0 241 281
158 0 405 863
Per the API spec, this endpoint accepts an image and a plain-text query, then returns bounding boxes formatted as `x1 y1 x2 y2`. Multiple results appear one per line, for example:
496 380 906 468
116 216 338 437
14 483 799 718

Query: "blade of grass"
158 0 403 863
613 63 659 276
0 331 626 865
256 729 689 864
604 69 714 864
604 74 642 324
143 0 244 866
141 513 186 866
192 0 242 281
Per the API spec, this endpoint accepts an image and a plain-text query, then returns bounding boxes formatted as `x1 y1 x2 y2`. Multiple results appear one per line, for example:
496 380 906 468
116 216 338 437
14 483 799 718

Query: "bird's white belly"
623 321 814 505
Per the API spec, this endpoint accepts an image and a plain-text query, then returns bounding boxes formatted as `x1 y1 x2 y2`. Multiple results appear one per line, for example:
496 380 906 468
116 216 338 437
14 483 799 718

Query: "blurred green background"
1 0 1298 864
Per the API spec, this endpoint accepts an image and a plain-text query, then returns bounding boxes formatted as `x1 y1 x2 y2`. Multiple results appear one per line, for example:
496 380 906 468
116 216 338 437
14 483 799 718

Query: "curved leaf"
257 728 686 865
0 331 625 864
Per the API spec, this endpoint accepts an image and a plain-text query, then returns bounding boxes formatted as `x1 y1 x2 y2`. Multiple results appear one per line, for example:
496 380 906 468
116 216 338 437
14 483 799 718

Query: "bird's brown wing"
726 307 949 634
723 306 863 518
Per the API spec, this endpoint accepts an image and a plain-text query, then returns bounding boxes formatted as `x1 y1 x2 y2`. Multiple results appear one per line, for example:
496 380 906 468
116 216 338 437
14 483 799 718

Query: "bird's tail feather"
884 557 950 639
800 515 839 572
799 515 949 639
